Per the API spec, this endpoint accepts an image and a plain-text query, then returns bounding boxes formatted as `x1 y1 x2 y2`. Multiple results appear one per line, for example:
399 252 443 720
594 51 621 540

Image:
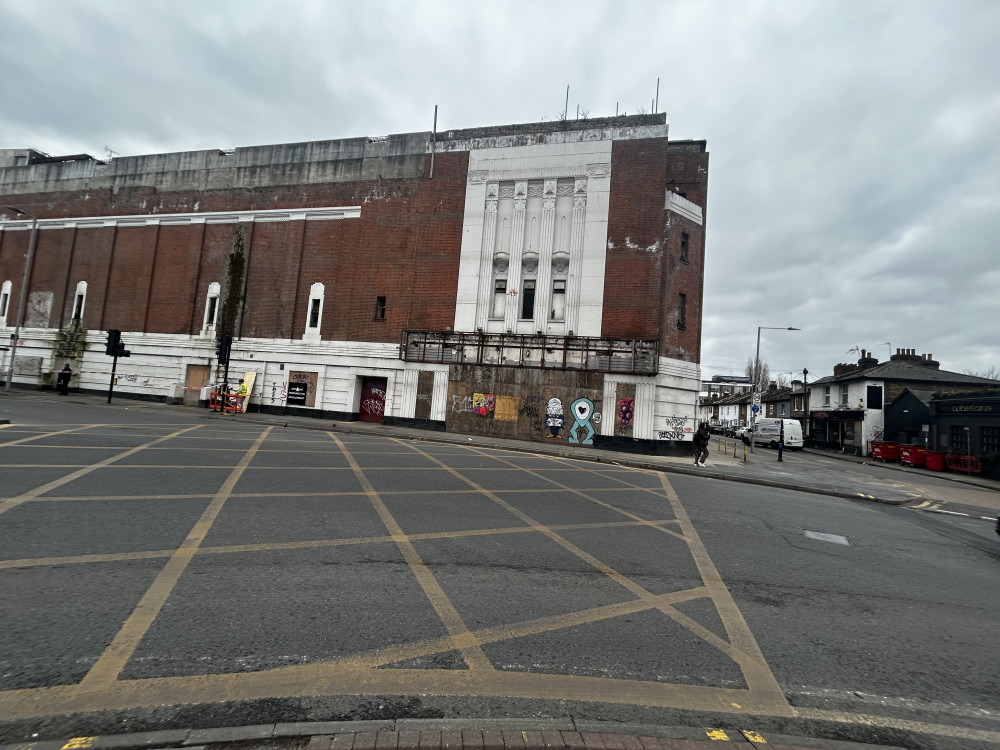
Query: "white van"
752 418 803 450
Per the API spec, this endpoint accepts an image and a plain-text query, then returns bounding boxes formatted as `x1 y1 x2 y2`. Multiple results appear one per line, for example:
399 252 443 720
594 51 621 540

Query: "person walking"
693 421 711 467
57 364 72 396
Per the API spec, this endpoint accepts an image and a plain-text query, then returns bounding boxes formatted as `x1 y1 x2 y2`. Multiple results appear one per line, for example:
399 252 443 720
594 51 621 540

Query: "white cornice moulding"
0 206 362 231
665 192 703 225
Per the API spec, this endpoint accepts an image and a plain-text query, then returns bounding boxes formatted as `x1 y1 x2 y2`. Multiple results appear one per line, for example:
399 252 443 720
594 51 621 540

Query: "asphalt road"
1 394 999 750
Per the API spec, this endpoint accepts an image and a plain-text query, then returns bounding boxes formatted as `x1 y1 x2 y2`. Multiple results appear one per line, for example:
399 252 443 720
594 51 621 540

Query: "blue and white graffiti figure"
569 397 596 445
545 398 564 438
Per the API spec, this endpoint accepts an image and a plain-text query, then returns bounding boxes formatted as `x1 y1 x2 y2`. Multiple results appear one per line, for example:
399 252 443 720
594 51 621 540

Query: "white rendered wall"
455 141 612 337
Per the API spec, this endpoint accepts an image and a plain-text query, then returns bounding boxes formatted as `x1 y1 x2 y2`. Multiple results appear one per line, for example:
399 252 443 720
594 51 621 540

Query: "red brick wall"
0 151 471 341
602 139 669 341
601 139 708 363
663 141 709 363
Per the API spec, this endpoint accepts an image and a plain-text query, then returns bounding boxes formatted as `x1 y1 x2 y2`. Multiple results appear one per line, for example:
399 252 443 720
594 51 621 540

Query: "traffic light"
115 340 131 357
105 329 121 356
216 334 232 365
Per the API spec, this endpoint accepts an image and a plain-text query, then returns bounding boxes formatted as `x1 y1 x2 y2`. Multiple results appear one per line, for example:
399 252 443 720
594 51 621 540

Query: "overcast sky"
2 0 997 380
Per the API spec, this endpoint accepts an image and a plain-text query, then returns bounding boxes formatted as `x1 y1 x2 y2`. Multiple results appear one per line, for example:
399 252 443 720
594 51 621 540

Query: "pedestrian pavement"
0 718 916 750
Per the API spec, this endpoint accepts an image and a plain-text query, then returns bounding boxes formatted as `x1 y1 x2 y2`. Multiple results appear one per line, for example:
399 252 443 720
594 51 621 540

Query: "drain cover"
803 530 852 545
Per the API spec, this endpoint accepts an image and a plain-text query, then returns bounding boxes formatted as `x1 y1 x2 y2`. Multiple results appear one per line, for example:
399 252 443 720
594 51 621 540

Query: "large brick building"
0 114 708 450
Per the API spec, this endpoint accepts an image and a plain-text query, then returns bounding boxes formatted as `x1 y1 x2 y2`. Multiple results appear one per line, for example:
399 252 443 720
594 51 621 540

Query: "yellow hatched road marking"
705 728 729 740
76 427 272 690
61 738 96 750
742 729 767 742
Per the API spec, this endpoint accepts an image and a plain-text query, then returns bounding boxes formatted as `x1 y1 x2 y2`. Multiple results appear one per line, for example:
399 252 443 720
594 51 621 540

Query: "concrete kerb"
0 719 918 750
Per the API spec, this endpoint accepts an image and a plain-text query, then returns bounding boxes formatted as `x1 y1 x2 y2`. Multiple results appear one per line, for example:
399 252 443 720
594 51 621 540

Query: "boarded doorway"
359 376 388 423
184 364 210 405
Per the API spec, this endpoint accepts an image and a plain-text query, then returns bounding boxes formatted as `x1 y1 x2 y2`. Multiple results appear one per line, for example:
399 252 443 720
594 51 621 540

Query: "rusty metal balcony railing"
400 330 658 375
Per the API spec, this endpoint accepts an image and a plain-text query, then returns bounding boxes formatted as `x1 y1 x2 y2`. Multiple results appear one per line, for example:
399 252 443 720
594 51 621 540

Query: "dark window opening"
206 297 218 326
677 293 687 329
309 298 321 327
0 292 8 317
520 280 536 319
866 385 883 410
72 294 85 321
374 296 386 320
950 425 969 452
680 232 689 263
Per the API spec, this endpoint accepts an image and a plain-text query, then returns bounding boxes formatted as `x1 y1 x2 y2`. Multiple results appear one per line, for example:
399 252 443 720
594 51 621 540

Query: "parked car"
725 425 746 438
708 423 727 435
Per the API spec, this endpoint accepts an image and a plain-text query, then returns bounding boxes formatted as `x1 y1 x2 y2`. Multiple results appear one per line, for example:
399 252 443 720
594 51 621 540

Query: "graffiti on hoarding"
545 398 564 439
568 397 596 445
361 398 384 416
658 430 684 440
618 398 635 427
664 415 689 430
451 394 473 413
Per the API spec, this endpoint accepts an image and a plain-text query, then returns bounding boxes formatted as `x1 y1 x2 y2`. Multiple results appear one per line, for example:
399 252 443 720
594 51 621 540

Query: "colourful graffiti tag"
545 398 564 438
569 397 596 445
618 398 635 427
472 392 494 416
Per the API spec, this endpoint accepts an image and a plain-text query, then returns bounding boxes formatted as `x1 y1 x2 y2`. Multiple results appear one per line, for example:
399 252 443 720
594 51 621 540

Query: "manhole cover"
803 530 852 545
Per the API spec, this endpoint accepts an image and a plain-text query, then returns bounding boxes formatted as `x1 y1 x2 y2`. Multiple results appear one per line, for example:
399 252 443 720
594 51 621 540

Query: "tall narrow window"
677 293 687 329
202 282 221 336
303 282 325 342
492 280 506 319
70 281 88 325
374 296 386 320
550 280 566 321
841 384 850 406
520 280 536 319
0 280 10 326
680 232 689 262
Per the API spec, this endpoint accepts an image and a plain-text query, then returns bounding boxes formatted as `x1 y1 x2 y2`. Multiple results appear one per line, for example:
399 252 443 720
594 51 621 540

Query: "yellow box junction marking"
705 728 729 740
61 738 97 750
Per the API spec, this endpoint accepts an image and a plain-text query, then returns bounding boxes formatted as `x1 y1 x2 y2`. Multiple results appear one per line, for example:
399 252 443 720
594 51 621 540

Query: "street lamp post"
4 207 39 391
750 326 800 454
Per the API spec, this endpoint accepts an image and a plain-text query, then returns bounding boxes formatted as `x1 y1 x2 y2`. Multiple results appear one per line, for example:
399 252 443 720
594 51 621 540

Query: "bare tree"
745 356 770 391
966 364 1000 380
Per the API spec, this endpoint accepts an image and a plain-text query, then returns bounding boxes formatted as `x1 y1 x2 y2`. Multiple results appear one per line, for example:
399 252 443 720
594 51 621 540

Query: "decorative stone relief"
486 199 498 213
493 252 509 275
486 183 499 198
573 195 587 210
552 251 570 277
587 163 611 178
514 198 526 211
575 178 588 194
544 180 557 196
468 170 489 184
543 197 556 210
522 252 539 276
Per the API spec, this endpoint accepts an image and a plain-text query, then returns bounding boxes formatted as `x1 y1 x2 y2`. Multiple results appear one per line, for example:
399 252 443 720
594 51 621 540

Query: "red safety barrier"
209 391 244 414
945 454 982 474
